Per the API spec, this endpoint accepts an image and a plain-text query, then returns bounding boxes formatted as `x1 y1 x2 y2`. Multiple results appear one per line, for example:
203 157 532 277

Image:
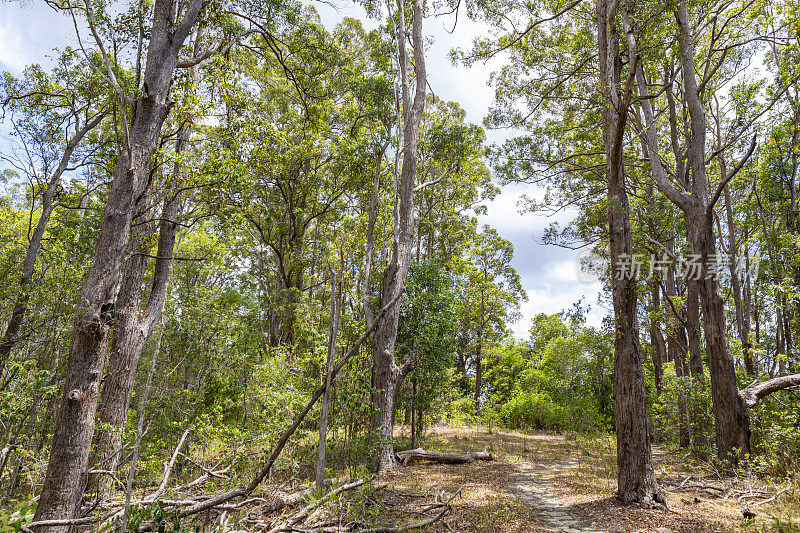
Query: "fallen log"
395 448 493 466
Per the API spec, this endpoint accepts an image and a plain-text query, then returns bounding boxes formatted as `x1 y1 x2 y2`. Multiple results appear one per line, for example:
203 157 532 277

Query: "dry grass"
373 425 800 533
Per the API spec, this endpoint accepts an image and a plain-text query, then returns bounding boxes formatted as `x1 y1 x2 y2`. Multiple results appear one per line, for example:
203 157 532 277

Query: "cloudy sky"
0 0 606 338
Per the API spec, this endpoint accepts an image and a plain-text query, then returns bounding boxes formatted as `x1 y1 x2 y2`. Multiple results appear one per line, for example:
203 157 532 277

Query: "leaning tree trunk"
598 0 663 506
33 2 202 528
369 0 427 474
0 112 104 372
90 129 184 495
87 218 153 495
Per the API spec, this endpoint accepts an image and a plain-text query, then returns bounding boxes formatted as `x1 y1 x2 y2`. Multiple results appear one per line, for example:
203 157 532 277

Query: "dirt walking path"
510 459 605 533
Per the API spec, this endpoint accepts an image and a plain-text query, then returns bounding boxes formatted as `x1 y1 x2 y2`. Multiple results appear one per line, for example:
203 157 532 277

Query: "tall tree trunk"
316 269 340 490
363 143 388 327
684 279 704 378
683 277 707 449
676 4 750 461
714 108 755 374
628 2 751 463
474 331 483 413
686 208 750 460
368 0 426 474
86 217 152 495
410 377 417 448
722 183 753 373
90 124 186 494
474 289 485 413
598 0 663 506
650 282 666 394
33 2 202 527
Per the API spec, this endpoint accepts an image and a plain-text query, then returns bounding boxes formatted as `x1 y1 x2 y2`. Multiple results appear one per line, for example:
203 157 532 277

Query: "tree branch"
707 135 757 215
740 374 800 408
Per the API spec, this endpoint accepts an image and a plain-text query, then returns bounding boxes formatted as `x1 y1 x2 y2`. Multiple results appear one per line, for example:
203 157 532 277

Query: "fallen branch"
740 374 800 408
262 487 315 514
753 483 792 507
173 463 229 492
356 485 462 533
395 448 493 466
290 478 369 525
23 510 117 532
355 508 451 533
152 429 191 500
245 289 404 494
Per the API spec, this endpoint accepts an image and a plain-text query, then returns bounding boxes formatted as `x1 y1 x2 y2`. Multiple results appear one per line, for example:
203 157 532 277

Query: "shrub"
498 391 568 431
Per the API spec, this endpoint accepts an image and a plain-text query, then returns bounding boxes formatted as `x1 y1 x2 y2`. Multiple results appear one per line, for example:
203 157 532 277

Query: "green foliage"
119 501 199 533
652 364 715 450
751 388 800 476
480 313 614 433
497 390 567 431
0 497 36 532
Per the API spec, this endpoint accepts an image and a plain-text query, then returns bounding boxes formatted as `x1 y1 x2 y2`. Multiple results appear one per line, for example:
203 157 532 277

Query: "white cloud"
0 1 608 341
0 5 72 74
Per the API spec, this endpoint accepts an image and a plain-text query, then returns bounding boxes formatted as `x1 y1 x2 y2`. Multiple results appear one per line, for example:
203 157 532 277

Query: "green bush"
751 388 800 476
448 396 478 425
651 363 714 451
498 391 568 431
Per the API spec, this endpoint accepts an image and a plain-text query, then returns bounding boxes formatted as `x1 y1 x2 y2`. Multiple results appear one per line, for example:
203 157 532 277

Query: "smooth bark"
316 269 340 490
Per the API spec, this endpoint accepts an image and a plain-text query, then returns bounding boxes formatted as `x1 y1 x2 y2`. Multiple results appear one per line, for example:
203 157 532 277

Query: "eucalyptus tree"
621 0 800 462
459 0 662 504
458 226 524 412
414 95 498 267
596 0 663 505
32 0 253 525
759 0 800 372
368 0 428 473
207 14 394 351
0 55 108 374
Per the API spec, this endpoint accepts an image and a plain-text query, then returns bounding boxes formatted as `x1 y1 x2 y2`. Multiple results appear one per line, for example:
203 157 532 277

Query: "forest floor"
372 425 800 533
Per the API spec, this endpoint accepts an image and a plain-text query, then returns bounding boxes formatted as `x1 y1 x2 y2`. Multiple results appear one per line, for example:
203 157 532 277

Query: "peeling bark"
369 0 426 474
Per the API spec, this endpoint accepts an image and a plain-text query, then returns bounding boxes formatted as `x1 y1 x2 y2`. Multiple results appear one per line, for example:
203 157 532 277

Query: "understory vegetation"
1 0 800 530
